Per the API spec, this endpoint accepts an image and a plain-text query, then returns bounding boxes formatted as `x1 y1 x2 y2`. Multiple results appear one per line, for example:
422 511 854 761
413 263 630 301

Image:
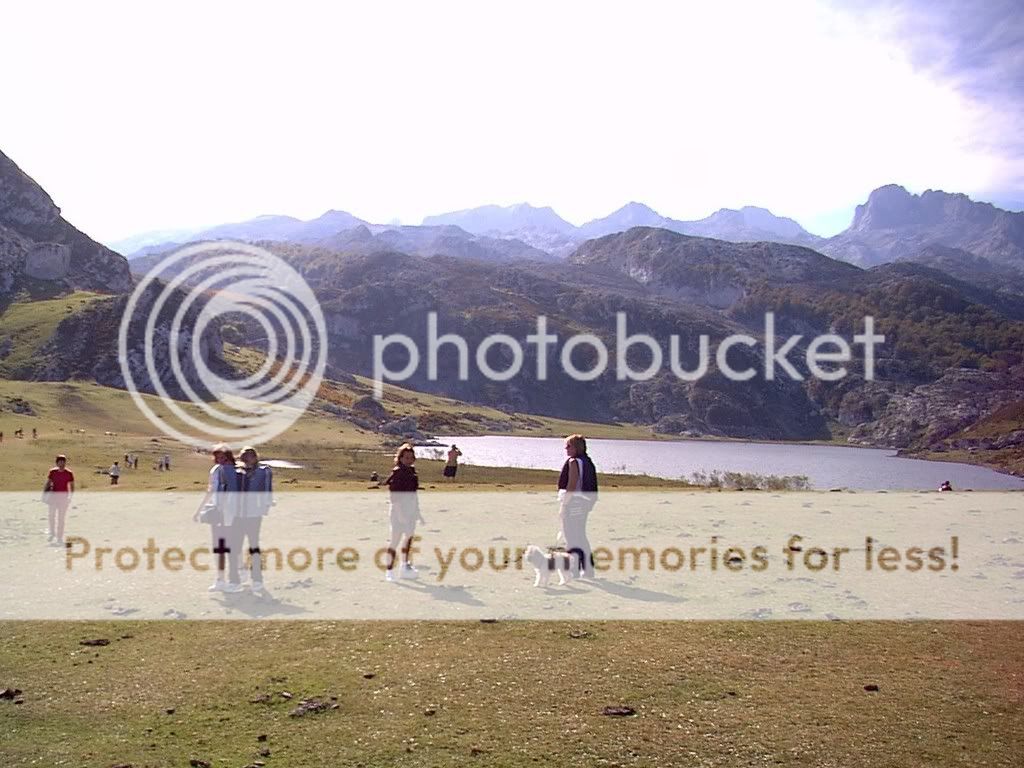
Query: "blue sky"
1 0 1021 242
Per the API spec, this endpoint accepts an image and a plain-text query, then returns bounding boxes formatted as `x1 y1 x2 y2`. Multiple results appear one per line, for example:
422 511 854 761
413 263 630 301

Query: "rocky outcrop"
0 149 131 294
847 367 1024 449
25 242 71 280
822 185 1024 270
569 227 859 309
0 224 29 294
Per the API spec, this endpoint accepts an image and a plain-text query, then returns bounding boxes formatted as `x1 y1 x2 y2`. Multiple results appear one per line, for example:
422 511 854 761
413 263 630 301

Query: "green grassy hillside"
0 290 105 377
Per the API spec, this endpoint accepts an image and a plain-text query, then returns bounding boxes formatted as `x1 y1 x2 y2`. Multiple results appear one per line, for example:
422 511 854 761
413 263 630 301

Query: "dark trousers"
234 517 264 584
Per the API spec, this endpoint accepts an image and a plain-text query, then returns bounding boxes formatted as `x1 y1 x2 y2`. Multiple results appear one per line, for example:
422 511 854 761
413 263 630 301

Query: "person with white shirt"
193 445 243 593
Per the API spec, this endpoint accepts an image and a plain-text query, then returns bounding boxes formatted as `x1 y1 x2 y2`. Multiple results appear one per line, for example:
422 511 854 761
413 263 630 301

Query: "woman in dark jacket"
384 443 425 582
557 434 598 579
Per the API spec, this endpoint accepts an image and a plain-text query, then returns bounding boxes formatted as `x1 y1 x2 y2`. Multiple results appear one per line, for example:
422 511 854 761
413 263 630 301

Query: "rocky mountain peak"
850 184 917 231
0 149 132 294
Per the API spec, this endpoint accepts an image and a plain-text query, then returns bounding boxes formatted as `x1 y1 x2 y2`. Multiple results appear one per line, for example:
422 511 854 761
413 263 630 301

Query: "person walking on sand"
193 445 243 593
236 446 273 596
384 443 425 582
557 434 599 579
108 461 121 486
164 453 171 471
443 444 462 480
44 454 74 545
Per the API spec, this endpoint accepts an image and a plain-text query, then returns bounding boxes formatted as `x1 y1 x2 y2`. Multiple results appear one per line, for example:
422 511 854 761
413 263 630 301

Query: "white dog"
524 545 574 587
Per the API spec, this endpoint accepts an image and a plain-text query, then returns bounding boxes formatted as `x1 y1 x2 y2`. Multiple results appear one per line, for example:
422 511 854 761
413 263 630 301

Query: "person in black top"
557 434 598 579
383 443 425 581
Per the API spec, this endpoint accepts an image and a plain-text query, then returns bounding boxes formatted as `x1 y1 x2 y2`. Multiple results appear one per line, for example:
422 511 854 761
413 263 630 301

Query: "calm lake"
421 435 1024 491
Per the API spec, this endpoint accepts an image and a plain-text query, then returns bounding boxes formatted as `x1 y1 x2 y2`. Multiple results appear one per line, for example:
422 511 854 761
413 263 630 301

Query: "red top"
48 468 74 492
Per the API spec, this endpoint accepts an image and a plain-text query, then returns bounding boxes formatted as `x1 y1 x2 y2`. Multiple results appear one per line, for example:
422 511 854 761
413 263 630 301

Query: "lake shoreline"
426 434 1024 491
436 419 1024 480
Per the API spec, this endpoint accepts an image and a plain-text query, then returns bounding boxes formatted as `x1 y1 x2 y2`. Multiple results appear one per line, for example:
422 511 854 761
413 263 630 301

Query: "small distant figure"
163 454 171 471
1 431 4 443
133 455 139 470
443 444 462 480
939 479 953 492
109 461 121 485
123 453 129 465
14 428 23 438
32 428 37 439
370 471 379 484
157 456 165 471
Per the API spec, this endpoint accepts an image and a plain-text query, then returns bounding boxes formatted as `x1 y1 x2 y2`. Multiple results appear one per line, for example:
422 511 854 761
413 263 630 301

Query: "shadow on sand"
588 579 686 604
394 580 486 606
212 591 311 618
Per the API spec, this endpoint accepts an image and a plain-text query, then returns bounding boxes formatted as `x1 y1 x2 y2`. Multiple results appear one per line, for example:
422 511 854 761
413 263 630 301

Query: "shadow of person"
395 581 486 606
542 582 588 594
588 579 686 604
213 591 311 618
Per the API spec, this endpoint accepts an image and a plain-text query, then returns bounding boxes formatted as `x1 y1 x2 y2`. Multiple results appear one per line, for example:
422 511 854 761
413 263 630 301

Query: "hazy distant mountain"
421 203 579 253
109 226 202 257
577 202 668 239
320 224 555 263
293 210 369 240
676 206 821 245
119 210 370 257
578 202 821 246
822 185 1024 269
196 209 369 244
196 214 306 242
0 149 131 294
423 203 577 236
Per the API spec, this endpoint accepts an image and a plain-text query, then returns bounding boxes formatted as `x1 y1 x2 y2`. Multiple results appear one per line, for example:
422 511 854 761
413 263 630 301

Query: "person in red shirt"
45 454 75 545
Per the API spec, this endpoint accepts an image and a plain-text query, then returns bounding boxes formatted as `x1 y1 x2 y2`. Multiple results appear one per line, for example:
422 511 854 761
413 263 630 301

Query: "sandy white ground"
2 491 1022 620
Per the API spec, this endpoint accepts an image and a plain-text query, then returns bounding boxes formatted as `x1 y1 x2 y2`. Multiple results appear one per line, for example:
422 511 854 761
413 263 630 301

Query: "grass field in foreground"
1 621 1021 766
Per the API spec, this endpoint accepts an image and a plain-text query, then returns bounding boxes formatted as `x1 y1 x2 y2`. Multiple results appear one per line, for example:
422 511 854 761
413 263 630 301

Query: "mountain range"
2 147 1023 472
112 187 1024 293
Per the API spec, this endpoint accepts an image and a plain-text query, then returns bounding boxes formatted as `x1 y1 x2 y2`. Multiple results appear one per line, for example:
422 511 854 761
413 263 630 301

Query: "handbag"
198 504 222 525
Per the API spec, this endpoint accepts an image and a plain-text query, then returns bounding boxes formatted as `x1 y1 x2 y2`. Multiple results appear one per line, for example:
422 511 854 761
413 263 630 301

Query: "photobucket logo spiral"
118 241 328 447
